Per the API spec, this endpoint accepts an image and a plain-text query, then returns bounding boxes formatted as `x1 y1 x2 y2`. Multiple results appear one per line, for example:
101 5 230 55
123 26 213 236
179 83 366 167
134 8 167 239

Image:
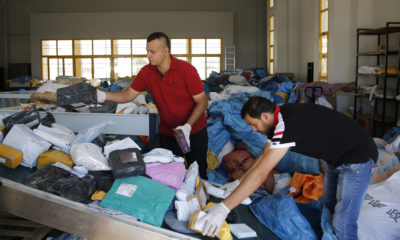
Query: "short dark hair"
147 32 171 51
241 96 276 119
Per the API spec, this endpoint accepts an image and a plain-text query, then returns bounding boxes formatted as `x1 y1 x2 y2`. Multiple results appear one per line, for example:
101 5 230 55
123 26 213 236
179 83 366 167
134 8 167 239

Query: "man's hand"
220 179 240 196
199 202 230 237
96 89 106 104
176 123 191 147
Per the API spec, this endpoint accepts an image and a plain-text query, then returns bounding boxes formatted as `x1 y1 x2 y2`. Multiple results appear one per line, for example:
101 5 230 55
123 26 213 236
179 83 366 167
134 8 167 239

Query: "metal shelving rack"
353 22 400 137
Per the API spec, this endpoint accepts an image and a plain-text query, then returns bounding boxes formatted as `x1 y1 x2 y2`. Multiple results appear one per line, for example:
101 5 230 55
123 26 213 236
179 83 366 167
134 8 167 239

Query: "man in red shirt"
97 32 209 179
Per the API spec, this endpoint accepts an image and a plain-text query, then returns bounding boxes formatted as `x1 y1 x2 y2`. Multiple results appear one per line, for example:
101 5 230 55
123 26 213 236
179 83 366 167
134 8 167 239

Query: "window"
42 40 57 56
41 37 222 80
113 39 131 55
75 58 92 79
94 58 111 78
269 15 275 74
269 0 274 8
57 40 72 56
319 0 329 82
170 39 188 55
93 40 111 55
74 40 92 55
186 38 222 80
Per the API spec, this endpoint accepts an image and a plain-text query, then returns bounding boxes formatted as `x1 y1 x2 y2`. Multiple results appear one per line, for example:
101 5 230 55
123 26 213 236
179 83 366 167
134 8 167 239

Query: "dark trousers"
159 127 208 180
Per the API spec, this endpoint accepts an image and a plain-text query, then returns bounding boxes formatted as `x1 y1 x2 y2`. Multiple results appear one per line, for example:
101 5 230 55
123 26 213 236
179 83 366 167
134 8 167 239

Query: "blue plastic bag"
207 118 231 156
250 193 317 240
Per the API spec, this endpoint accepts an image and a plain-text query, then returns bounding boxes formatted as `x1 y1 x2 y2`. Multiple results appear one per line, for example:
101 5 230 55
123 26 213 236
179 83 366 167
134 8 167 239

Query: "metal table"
0 165 279 240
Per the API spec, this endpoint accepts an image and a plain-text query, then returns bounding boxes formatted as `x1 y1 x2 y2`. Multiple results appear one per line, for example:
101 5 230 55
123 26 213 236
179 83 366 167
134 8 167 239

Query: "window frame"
186 38 223 80
318 0 329 82
269 0 274 8
41 37 222 80
268 15 275 75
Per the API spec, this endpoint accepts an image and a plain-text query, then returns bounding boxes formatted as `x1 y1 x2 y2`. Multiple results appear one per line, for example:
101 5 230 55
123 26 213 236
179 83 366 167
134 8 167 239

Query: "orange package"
0 144 23 169
287 172 324 203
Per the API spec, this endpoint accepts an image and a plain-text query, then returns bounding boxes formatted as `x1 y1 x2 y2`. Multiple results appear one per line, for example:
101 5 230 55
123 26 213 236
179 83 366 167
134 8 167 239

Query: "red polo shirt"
131 56 207 136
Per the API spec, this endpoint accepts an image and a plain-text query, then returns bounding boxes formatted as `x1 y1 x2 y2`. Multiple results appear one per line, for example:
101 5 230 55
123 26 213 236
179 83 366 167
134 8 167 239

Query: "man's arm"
104 87 141 103
223 146 289 210
185 92 208 127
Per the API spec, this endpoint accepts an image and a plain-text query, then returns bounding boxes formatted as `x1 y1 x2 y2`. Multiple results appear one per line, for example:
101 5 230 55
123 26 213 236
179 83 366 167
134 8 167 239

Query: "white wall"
272 0 300 77
274 0 288 73
270 0 316 81
287 0 300 78
297 0 318 82
1 0 267 80
30 11 234 78
329 0 354 83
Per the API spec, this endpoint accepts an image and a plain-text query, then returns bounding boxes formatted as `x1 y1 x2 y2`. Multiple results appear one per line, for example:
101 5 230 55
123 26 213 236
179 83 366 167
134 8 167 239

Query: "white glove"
200 202 230 237
96 89 106 103
176 123 191 147
220 179 240 196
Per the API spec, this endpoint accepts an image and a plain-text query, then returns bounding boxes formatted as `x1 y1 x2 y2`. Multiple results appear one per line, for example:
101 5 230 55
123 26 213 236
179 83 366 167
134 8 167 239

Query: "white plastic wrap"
133 93 147 105
203 181 252 205
209 92 224 102
3 124 51 168
217 141 235 166
229 223 257 239
70 143 111 171
183 161 199 193
315 96 333 109
143 148 184 163
103 137 141 159
33 124 75 153
52 122 76 136
35 81 68 93
115 102 137 114
70 121 114 149
358 66 380 75
219 84 260 100
0 113 11 122
175 198 201 221
143 155 172 164
228 75 250 86
53 162 86 178
175 185 193 201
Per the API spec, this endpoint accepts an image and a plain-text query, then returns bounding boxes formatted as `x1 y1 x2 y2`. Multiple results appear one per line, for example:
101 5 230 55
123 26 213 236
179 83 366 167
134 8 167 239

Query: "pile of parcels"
0 108 255 240
29 78 155 115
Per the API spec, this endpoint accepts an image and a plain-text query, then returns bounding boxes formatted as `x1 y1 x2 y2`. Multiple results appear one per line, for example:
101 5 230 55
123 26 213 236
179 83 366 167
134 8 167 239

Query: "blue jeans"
323 159 375 240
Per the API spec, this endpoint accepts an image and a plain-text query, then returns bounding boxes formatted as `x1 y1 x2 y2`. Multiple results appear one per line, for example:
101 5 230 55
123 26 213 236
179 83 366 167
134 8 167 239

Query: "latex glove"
176 123 191 147
220 179 240 196
96 89 106 104
200 202 230 237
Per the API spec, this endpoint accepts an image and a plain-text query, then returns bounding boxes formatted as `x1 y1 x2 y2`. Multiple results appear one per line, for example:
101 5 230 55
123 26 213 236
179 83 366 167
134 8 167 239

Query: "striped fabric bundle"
294 81 355 103
0 98 29 108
